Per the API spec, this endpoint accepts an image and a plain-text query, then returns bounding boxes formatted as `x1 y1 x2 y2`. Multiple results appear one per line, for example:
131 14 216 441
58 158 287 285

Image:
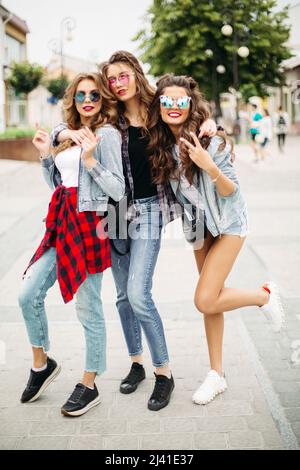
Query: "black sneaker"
147 373 175 411
61 383 101 417
120 362 146 394
20 357 61 403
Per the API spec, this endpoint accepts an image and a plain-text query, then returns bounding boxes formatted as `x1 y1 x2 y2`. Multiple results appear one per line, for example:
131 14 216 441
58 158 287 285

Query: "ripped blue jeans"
18 247 106 375
110 195 169 368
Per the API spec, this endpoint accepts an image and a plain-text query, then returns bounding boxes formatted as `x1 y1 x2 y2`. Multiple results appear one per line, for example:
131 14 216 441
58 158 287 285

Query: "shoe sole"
26 365 62 403
193 386 227 405
61 396 101 417
119 376 145 394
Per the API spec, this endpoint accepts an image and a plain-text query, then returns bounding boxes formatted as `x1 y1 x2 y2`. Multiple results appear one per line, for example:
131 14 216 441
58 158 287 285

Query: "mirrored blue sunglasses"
159 95 191 109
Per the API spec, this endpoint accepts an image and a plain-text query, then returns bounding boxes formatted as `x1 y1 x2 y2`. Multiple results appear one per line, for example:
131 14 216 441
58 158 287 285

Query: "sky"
2 0 152 65
2 0 299 66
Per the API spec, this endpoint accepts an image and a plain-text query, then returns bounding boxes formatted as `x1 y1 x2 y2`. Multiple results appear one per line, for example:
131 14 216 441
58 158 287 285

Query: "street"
0 136 299 450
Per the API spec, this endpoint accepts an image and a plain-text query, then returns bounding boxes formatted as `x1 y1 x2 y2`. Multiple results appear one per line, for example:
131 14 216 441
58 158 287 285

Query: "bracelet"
211 169 222 183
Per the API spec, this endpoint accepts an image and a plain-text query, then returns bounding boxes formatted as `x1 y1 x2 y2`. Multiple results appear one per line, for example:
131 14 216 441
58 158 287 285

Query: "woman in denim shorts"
148 73 285 406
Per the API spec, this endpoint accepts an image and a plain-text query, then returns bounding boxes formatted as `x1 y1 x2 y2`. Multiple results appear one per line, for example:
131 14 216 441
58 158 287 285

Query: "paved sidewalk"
0 137 299 450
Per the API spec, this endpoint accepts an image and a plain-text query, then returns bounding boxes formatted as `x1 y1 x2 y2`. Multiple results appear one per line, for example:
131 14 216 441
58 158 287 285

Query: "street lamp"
221 23 250 86
48 17 76 79
205 49 213 58
237 46 250 59
60 17 76 78
221 22 250 116
205 48 226 117
216 65 226 74
221 24 233 37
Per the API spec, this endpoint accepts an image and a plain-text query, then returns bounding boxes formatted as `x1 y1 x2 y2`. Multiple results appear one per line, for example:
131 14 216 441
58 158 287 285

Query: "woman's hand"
32 129 51 157
65 128 95 146
198 119 217 138
80 127 101 170
180 132 217 174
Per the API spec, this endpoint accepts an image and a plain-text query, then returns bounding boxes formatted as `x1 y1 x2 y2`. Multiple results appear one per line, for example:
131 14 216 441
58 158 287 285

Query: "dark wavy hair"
148 74 226 185
54 72 118 156
100 50 155 131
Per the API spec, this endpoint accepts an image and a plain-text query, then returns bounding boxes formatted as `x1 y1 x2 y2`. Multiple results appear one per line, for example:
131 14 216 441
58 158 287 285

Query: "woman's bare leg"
32 347 47 369
194 233 224 375
194 235 269 316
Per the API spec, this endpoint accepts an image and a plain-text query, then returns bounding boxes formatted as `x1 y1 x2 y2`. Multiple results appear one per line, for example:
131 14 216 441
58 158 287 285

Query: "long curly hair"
53 72 118 156
148 74 220 185
100 51 155 131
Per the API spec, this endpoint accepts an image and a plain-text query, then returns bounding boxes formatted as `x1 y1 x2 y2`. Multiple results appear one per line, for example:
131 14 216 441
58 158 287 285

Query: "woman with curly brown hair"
51 53 216 411
148 73 285 405
18 72 124 417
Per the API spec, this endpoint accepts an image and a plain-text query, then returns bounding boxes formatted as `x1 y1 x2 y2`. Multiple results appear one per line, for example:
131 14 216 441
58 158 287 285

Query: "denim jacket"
173 135 248 239
45 124 125 212
51 120 182 226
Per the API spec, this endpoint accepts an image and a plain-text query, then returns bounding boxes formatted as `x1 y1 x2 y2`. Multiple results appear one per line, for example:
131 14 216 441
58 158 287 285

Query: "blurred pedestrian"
249 104 262 162
274 106 290 153
257 109 273 162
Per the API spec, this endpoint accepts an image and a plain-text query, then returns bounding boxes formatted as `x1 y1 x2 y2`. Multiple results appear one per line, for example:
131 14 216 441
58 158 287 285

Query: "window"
4 34 26 65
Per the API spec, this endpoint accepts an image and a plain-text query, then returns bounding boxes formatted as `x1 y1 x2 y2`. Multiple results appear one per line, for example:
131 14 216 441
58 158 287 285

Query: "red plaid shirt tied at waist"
24 185 111 303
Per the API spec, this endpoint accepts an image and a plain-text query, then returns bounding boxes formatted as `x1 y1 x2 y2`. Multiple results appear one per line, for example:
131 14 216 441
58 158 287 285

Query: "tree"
8 61 44 96
45 75 70 102
135 0 292 105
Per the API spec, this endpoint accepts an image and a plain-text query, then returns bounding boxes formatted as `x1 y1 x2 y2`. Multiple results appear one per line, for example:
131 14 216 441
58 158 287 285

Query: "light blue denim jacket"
173 135 249 238
42 124 125 212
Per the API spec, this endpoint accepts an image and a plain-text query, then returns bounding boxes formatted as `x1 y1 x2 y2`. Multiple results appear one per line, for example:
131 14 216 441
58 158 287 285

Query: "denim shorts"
222 209 249 238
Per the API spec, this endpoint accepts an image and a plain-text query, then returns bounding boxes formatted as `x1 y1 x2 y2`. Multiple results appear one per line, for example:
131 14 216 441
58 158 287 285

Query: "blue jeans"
18 247 106 375
110 195 169 368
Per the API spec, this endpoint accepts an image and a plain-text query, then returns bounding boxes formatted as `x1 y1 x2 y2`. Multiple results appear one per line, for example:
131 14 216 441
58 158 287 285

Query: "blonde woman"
18 73 124 416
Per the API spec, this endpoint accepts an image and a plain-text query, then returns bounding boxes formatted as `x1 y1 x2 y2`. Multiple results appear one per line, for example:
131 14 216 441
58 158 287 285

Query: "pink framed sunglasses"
108 72 135 88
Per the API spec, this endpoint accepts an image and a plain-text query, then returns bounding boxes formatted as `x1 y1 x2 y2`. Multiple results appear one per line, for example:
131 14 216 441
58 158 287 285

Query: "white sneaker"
260 281 285 332
192 370 227 405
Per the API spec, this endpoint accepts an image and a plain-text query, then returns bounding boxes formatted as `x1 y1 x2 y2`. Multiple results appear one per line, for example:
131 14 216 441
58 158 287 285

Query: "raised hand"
180 132 214 172
32 129 51 157
80 127 101 160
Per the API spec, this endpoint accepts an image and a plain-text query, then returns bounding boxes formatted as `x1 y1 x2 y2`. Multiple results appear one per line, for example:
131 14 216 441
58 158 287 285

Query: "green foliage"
45 75 70 101
8 61 44 95
0 128 36 140
135 0 292 100
240 83 260 102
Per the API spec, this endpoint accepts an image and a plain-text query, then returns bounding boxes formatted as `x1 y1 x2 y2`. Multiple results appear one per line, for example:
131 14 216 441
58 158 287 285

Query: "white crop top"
55 146 81 188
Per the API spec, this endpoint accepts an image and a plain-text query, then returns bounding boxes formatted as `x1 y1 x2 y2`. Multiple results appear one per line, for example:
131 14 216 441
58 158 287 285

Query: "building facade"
268 2 300 133
0 1 29 132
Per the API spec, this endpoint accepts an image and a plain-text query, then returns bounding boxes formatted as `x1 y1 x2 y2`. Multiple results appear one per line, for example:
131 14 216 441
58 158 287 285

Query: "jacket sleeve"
87 126 125 202
50 122 68 147
40 155 56 190
207 136 240 200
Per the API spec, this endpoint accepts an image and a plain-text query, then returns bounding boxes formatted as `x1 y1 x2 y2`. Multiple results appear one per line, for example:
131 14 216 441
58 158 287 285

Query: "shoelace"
123 366 143 385
68 385 85 403
150 378 169 401
28 366 49 387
